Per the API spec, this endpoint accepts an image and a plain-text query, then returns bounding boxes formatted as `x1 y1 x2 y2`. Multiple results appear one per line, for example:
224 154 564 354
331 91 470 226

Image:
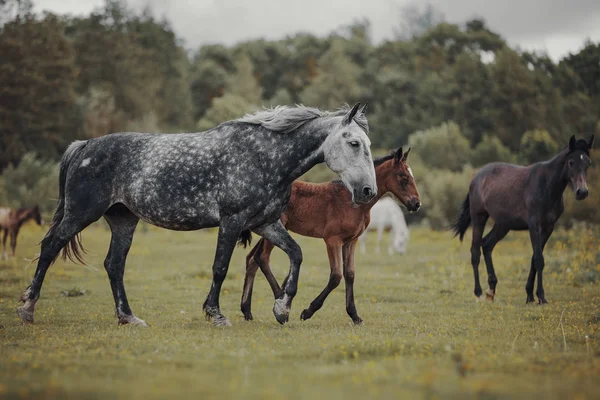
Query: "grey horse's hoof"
212 314 232 327
17 306 34 324
273 296 290 324
118 315 149 327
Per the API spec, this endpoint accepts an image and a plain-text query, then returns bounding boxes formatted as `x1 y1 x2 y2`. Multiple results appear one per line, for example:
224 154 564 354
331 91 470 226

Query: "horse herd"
2 103 593 328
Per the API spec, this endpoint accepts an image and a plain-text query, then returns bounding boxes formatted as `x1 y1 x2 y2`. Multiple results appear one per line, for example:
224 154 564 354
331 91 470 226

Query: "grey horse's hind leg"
203 215 245 327
103 205 146 326
254 220 303 325
17 216 96 323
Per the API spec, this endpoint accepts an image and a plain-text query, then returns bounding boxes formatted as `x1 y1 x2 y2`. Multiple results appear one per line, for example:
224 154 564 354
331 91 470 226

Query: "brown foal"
241 147 421 324
0 205 43 258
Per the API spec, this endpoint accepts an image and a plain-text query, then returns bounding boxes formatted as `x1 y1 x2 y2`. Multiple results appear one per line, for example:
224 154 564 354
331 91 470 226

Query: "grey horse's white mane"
237 104 369 134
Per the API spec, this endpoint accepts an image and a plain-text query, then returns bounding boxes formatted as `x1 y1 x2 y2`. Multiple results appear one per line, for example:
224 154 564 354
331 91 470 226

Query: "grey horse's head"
321 103 377 204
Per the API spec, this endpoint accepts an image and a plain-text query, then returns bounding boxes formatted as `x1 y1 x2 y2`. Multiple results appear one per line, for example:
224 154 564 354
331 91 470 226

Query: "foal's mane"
373 153 395 167
237 105 369 134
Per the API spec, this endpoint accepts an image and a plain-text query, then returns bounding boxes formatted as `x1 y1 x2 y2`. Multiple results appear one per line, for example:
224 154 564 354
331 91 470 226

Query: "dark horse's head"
566 135 594 200
375 147 421 212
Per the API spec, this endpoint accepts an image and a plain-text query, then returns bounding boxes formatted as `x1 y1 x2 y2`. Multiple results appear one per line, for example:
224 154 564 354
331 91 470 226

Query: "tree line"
1 0 599 227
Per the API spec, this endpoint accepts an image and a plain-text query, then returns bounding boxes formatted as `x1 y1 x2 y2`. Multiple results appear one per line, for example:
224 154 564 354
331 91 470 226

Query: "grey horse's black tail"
44 140 89 264
450 194 471 242
237 230 252 248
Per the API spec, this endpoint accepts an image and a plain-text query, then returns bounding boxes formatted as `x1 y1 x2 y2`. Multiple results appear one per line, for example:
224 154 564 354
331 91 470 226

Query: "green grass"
1 221 599 399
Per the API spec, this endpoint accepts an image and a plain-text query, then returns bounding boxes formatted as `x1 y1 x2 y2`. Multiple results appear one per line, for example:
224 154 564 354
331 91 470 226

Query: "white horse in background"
359 196 409 255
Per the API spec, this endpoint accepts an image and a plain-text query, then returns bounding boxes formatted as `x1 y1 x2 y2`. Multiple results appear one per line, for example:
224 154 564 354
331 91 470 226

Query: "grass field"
1 221 599 399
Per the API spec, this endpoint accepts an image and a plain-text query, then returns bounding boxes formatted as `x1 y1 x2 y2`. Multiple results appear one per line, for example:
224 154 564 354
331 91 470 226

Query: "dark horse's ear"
569 135 576 152
359 102 368 115
394 147 403 164
344 102 362 125
589 134 595 150
403 147 411 161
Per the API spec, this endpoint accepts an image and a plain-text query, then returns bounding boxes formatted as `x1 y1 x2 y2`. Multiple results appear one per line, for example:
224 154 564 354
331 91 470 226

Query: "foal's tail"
237 230 252 248
450 194 471 242
44 140 89 264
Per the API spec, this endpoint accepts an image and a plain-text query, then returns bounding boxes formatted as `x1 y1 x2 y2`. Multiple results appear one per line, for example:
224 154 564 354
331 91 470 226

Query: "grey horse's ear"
394 147 403 163
359 102 368 115
569 135 576 152
589 134 595 150
344 102 362 125
403 147 411 161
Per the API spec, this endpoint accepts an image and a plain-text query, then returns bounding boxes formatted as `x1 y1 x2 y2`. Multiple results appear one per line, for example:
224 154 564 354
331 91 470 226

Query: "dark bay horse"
452 135 594 304
0 206 43 258
241 147 421 324
17 103 378 327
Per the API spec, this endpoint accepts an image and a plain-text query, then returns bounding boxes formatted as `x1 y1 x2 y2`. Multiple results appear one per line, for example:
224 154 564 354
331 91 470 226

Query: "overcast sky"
33 0 600 61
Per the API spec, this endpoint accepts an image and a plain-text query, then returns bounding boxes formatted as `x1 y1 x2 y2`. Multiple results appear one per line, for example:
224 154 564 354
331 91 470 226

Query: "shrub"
470 134 516 167
407 122 471 172
519 129 559 164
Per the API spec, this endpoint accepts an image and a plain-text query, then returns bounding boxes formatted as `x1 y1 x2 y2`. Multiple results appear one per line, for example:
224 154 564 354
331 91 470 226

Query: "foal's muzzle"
575 188 589 200
407 198 421 212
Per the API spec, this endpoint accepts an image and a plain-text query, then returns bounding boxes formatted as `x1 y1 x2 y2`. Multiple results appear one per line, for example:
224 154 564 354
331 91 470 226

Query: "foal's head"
322 103 377 205
376 147 421 212
565 135 594 200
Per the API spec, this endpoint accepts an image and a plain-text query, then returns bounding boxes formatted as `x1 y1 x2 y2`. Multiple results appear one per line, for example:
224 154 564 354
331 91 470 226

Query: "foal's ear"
589 134 595 150
394 147 403 164
344 102 362 125
569 135 576 152
403 147 411 161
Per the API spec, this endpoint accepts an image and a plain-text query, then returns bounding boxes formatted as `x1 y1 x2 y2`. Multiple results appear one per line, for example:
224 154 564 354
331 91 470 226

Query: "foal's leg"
526 222 553 304
300 237 343 321
253 220 302 324
481 224 509 301
17 216 97 323
203 215 245 327
342 238 362 325
241 239 281 320
103 207 146 326
470 213 488 301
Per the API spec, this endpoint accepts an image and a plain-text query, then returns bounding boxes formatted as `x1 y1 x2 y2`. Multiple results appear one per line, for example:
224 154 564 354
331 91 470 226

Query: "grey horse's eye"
349 141 359 148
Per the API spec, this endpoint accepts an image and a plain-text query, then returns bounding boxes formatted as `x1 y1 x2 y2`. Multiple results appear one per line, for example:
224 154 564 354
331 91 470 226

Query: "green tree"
407 122 471 171
519 129 559 164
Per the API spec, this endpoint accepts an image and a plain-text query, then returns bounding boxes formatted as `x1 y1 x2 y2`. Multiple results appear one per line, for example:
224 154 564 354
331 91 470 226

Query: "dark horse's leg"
526 222 553 304
103 205 146 326
203 215 245 327
241 238 281 321
17 214 100 323
481 224 509 301
470 213 488 300
342 238 362 325
300 236 343 322
254 220 302 324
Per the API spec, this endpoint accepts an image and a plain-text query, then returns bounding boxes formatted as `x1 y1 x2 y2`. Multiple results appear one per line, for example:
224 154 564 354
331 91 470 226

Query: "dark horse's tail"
44 140 89 264
450 194 471 242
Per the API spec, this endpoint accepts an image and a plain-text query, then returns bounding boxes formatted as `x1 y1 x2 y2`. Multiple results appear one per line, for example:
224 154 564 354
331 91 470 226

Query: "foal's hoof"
16 306 34 324
485 289 495 302
212 314 232 327
273 297 290 325
118 315 149 327
300 309 313 321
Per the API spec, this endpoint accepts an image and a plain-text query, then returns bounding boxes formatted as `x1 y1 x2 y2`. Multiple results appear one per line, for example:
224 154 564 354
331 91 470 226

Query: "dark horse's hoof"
243 312 253 321
300 309 313 321
526 295 535 304
537 297 549 305
352 317 363 326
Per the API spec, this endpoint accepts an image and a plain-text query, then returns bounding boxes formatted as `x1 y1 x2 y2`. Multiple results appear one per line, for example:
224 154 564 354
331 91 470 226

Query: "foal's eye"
349 141 359 148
